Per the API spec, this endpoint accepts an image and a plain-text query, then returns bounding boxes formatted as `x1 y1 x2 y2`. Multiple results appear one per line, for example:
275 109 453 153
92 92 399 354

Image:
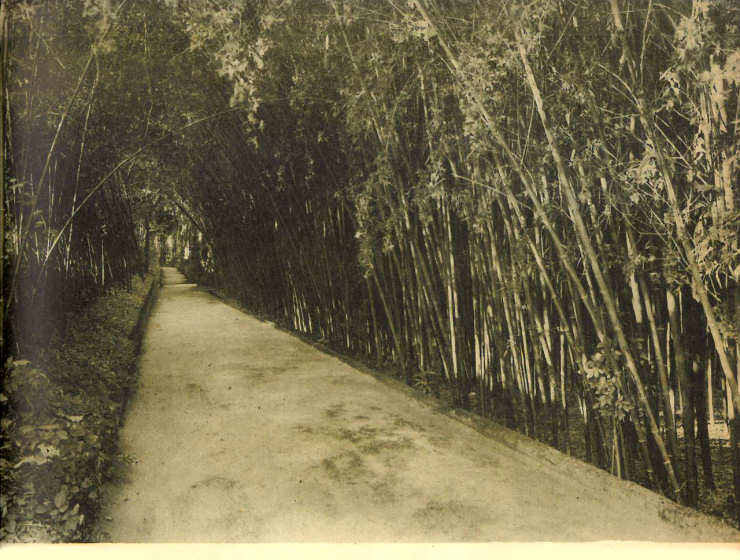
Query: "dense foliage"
0 272 158 541
3 0 740 534
1 0 167 541
2 0 178 358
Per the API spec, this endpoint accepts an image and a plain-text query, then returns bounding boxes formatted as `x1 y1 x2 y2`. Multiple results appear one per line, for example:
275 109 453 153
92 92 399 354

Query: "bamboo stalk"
516 34 680 499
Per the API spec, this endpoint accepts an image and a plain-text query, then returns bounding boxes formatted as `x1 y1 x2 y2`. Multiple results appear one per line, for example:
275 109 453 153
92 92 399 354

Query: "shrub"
0 272 158 542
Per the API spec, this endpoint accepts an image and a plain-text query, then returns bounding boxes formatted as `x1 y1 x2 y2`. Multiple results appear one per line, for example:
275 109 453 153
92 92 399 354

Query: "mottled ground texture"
98 268 740 542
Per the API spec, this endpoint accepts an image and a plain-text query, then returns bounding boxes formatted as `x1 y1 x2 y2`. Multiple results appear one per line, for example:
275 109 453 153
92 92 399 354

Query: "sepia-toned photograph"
1 0 740 550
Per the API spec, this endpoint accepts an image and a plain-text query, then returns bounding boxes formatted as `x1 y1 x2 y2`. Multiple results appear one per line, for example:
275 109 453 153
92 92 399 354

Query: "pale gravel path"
98 267 740 542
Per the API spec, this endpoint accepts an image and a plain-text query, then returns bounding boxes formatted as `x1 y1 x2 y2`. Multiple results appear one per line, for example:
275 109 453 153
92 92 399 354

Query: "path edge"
119 268 162 427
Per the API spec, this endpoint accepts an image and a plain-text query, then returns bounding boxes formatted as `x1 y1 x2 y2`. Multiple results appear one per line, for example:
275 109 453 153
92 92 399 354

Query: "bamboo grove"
1 1 182 359
4 0 740 525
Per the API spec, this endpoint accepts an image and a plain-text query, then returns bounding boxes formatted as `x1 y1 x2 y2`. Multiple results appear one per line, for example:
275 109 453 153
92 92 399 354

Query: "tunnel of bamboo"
4 0 740 527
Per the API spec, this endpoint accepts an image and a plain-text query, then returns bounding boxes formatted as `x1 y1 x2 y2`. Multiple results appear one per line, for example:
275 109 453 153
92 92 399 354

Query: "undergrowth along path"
98 268 739 542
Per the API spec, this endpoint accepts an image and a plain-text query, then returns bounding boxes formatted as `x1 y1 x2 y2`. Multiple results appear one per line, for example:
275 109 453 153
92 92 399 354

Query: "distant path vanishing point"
98 267 739 542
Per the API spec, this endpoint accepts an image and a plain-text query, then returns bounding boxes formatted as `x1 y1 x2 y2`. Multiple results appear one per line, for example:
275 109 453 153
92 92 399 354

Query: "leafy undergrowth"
0 272 159 542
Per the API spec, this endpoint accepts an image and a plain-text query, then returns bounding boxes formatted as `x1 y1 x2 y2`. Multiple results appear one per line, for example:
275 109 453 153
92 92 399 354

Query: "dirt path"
98 267 739 542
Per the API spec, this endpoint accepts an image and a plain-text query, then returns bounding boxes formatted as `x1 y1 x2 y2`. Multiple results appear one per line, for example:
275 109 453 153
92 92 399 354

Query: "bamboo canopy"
4 0 740 526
